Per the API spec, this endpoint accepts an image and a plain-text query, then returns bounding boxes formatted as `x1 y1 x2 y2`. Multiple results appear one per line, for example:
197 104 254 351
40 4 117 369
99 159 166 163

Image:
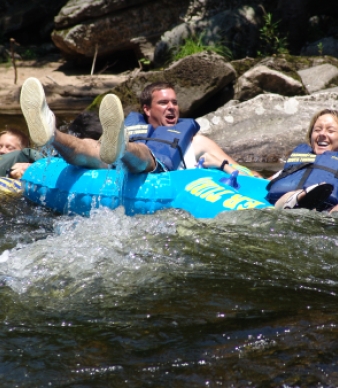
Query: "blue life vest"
124 112 200 171
267 144 338 209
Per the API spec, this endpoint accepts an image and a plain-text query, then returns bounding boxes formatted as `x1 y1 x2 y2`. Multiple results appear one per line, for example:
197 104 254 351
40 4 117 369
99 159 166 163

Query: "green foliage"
317 41 324 56
173 34 232 61
139 58 151 66
138 57 152 71
21 48 37 60
258 13 289 56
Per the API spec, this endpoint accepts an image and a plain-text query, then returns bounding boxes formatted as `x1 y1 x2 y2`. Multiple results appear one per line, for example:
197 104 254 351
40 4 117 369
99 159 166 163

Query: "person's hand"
196 153 223 169
197 153 261 177
9 163 31 179
248 169 262 178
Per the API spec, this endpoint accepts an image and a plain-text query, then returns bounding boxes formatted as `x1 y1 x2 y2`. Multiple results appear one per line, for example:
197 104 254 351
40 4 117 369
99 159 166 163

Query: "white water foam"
0 206 184 295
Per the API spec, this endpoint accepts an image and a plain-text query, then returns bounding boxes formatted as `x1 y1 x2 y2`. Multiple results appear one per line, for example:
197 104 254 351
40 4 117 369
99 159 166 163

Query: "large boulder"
197 92 338 163
51 0 192 60
65 51 236 136
54 0 147 28
234 65 306 101
230 55 338 102
89 52 237 118
154 6 263 65
297 64 338 94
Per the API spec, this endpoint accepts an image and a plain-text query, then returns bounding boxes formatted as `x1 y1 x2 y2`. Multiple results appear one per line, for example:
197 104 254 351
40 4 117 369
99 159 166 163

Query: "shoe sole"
298 183 333 210
20 77 51 146
99 94 125 164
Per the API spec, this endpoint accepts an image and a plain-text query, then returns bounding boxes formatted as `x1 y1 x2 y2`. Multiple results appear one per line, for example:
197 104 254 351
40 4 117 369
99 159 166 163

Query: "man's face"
0 133 22 155
310 114 338 154
143 88 179 128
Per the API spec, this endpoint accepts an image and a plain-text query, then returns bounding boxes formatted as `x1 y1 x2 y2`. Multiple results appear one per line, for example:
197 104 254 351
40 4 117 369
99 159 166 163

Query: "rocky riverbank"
1 52 338 165
0 56 128 116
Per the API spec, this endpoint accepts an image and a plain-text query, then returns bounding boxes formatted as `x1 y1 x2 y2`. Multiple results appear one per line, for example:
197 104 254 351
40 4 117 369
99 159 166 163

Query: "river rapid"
1 115 338 387
1 195 338 387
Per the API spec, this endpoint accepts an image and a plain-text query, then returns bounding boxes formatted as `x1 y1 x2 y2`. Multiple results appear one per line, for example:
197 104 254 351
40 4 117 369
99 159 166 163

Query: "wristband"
219 160 229 171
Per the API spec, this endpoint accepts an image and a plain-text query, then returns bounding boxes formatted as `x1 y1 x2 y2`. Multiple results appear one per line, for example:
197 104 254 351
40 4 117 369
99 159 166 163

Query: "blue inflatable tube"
22 157 273 218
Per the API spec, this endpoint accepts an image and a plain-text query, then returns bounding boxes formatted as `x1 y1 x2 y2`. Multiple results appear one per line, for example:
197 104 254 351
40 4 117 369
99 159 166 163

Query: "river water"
1 115 338 387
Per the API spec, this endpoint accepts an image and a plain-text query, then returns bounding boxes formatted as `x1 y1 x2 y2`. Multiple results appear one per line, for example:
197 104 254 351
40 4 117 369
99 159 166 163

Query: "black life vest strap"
129 136 187 169
266 163 312 190
297 163 338 189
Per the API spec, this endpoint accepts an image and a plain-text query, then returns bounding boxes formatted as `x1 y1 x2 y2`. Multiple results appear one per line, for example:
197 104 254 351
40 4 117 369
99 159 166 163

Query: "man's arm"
192 134 237 165
192 134 262 177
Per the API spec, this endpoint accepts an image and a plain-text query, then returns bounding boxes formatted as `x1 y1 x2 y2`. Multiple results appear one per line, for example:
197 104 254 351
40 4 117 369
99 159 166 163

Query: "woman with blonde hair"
267 109 338 212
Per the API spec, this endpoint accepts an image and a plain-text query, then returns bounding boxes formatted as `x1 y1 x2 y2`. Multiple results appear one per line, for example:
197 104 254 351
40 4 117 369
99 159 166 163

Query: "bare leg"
98 93 156 172
53 130 105 169
122 142 156 173
21 78 156 172
53 130 156 172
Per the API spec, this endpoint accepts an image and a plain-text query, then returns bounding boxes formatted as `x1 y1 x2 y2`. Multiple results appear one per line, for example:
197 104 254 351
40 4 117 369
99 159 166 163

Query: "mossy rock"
276 54 338 71
230 57 260 77
86 51 236 118
252 54 338 94
86 72 169 116
85 53 338 118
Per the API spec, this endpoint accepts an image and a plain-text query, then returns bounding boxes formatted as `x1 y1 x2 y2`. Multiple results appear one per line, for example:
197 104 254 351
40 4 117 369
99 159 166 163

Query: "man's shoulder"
177 118 200 130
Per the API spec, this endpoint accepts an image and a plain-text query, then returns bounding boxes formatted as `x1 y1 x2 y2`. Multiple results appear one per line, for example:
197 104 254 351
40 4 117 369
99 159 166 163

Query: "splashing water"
1 200 338 386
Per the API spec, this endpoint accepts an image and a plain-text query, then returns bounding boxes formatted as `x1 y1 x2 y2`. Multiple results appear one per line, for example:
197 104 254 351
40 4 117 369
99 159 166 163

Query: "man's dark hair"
68 111 102 140
140 81 176 108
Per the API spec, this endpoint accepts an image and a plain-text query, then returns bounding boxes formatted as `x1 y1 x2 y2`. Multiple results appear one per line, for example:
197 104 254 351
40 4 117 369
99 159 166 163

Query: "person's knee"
122 143 156 173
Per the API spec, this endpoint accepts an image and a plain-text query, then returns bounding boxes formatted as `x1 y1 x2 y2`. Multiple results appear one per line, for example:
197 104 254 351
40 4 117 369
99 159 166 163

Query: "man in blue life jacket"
20 77 258 176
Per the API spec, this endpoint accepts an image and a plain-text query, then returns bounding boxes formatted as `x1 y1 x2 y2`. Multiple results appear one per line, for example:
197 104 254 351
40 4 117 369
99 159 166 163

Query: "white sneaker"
99 93 128 164
20 77 55 147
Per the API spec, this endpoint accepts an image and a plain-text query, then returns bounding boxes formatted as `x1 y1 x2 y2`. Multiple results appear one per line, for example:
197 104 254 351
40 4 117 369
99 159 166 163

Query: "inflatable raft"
22 157 273 218
0 177 23 196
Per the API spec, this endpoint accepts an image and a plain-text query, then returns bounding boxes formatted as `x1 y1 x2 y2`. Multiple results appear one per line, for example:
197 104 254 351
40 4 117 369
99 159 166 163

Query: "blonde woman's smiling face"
310 114 338 154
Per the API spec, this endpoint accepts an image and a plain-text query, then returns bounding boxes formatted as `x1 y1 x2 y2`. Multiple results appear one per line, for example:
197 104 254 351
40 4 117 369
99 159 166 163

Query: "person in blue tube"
19 77 259 177
0 127 43 178
267 109 338 212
